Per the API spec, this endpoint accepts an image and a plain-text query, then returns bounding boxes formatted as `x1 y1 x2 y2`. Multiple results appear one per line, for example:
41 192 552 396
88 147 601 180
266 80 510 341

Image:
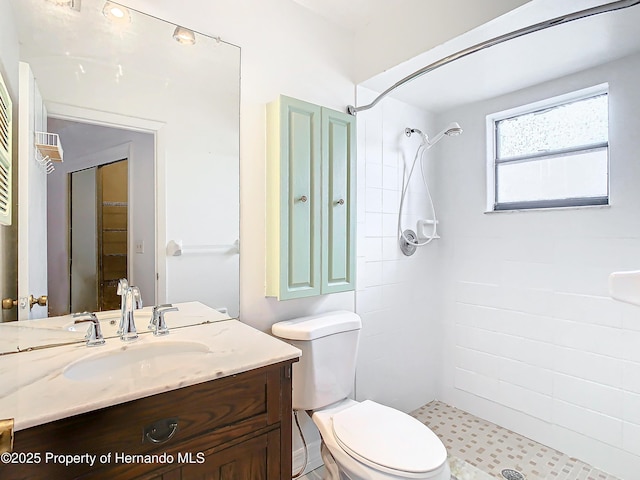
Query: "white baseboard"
293 438 323 477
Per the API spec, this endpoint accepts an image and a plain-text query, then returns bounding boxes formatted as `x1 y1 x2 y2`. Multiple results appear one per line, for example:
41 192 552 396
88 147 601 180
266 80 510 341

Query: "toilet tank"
272 311 362 411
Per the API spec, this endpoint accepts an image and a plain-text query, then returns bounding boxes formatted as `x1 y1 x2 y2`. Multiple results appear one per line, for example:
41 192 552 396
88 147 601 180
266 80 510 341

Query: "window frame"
486 85 610 212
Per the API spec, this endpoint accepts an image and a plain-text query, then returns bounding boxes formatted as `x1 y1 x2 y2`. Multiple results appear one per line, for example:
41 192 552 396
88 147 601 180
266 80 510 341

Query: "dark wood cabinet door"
150 430 280 480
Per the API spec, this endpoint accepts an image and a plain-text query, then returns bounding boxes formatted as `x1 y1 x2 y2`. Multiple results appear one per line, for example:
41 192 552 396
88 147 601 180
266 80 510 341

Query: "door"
16 62 48 320
266 95 322 300
70 167 98 312
148 430 279 480
321 107 356 294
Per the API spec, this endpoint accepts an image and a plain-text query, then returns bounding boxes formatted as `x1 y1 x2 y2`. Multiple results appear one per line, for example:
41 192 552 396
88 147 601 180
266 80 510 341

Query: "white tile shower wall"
437 53 640 479
355 87 443 413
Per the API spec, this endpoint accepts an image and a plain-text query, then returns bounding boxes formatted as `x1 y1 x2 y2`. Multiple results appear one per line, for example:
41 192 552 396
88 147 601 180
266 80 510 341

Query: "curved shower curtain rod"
347 0 640 116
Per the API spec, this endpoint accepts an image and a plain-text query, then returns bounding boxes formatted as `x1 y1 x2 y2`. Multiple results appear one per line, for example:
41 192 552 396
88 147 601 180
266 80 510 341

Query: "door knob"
2 296 46 310
1 298 17 310
29 295 47 309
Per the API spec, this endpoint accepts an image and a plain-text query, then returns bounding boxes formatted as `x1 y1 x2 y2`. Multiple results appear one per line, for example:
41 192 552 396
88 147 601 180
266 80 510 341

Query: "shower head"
428 122 463 146
444 122 463 136
405 122 463 147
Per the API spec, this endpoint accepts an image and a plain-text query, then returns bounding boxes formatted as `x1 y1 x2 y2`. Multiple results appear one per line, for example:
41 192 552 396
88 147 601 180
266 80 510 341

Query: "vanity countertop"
0 313 301 431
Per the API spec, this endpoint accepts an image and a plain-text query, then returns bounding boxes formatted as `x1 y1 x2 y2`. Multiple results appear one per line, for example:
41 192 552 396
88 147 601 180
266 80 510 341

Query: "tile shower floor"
299 401 620 480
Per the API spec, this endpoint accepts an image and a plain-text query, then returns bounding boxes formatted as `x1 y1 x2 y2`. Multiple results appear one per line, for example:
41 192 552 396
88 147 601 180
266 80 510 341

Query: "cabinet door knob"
299 195 308 203
335 199 345 205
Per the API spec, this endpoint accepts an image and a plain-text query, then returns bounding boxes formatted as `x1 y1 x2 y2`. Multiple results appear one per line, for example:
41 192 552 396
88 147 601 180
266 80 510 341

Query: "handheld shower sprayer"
399 122 463 256
405 122 463 146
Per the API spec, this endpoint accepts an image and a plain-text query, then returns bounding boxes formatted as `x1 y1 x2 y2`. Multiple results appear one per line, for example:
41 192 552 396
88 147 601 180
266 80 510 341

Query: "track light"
173 26 196 45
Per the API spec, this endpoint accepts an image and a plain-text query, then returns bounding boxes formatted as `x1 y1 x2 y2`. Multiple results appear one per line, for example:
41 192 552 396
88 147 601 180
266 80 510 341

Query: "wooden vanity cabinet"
6 360 295 480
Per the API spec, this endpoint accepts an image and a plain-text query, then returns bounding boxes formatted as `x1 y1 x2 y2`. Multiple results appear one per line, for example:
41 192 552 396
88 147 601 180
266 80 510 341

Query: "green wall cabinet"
266 95 356 300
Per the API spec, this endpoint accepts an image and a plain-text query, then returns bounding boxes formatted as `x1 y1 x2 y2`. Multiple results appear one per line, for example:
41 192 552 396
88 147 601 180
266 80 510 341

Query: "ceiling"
348 0 640 113
290 0 392 31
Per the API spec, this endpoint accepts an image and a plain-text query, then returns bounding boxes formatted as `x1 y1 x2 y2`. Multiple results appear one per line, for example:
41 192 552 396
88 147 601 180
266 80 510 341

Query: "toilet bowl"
271 311 450 480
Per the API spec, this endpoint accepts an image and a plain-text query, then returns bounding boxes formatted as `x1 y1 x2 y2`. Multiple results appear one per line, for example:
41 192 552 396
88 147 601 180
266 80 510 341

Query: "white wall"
0 0 20 321
354 87 442 413
119 0 357 331
436 53 640 479
352 0 530 83
47 119 155 316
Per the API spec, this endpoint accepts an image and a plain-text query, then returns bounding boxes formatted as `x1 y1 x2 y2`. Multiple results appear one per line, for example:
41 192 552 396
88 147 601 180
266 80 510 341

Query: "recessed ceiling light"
173 26 196 45
102 1 131 23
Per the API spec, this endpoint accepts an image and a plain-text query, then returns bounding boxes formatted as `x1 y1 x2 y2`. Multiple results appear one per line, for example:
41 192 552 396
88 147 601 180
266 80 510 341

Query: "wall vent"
0 71 12 226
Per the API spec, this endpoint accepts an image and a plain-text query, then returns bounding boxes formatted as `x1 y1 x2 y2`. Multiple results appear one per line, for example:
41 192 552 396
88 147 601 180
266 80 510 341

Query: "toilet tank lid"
272 311 362 341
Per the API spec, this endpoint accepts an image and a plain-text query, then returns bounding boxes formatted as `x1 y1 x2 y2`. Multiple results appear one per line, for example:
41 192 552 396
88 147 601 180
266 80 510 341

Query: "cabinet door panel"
287 106 320 291
322 108 356 294
275 97 322 300
179 431 278 480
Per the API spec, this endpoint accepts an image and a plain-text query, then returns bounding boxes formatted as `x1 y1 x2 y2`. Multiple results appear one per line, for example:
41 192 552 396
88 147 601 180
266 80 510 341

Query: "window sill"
484 203 611 214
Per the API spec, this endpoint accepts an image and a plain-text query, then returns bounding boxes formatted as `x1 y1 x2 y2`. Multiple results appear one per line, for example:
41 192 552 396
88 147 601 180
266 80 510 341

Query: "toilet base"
321 441 349 480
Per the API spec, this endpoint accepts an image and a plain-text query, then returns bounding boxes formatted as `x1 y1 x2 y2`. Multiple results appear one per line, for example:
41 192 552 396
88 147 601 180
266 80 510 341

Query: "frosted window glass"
497 149 608 204
497 94 608 159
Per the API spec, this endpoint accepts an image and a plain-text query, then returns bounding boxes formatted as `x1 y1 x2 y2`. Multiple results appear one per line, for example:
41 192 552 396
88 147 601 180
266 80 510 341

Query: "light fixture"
102 1 131 23
45 0 81 10
173 26 196 45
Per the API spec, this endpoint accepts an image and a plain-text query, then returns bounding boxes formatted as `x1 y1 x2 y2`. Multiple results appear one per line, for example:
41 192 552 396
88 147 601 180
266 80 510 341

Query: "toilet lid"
331 400 447 475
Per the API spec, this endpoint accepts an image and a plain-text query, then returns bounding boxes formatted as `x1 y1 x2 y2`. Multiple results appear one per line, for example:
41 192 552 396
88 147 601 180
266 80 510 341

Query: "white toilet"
272 311 451 480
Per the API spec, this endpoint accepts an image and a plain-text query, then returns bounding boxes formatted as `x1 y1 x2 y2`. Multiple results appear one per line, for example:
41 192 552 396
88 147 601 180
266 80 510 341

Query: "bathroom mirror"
0 0 240 352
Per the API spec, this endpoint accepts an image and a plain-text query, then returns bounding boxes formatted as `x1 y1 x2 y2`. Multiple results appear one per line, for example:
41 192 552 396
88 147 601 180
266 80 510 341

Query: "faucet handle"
73 312 105 347
148 304 178 336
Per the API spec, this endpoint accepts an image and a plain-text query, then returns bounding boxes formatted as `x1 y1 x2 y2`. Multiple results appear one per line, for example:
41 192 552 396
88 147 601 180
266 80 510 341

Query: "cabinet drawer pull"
143 418 179 444
299 195 308 203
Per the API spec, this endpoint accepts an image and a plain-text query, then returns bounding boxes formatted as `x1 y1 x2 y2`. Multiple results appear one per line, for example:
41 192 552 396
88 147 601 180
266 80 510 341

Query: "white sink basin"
63 341 210 382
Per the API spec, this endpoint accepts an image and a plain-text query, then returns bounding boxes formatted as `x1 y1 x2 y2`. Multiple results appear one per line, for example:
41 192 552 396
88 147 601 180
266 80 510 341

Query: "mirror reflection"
0 0 240 352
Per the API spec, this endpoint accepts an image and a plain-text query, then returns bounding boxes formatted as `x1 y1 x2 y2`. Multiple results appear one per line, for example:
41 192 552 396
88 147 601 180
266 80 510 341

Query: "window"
488 88 609 211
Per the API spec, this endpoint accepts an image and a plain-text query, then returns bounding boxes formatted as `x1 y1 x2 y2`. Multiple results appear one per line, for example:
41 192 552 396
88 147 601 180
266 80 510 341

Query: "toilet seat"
331 400 447 478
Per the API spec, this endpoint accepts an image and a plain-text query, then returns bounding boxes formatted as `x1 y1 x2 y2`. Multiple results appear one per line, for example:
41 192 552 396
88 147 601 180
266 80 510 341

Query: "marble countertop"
0 312 301 431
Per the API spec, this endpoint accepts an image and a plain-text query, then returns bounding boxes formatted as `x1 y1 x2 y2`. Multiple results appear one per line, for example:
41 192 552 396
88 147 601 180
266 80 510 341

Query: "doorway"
70 159 128 312
47 118 155 316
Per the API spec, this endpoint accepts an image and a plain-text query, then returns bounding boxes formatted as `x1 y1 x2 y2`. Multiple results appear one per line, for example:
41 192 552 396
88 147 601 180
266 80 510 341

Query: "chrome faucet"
148 304 178 336
120 286 142 341
73 312 105 347
115 278 129 330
